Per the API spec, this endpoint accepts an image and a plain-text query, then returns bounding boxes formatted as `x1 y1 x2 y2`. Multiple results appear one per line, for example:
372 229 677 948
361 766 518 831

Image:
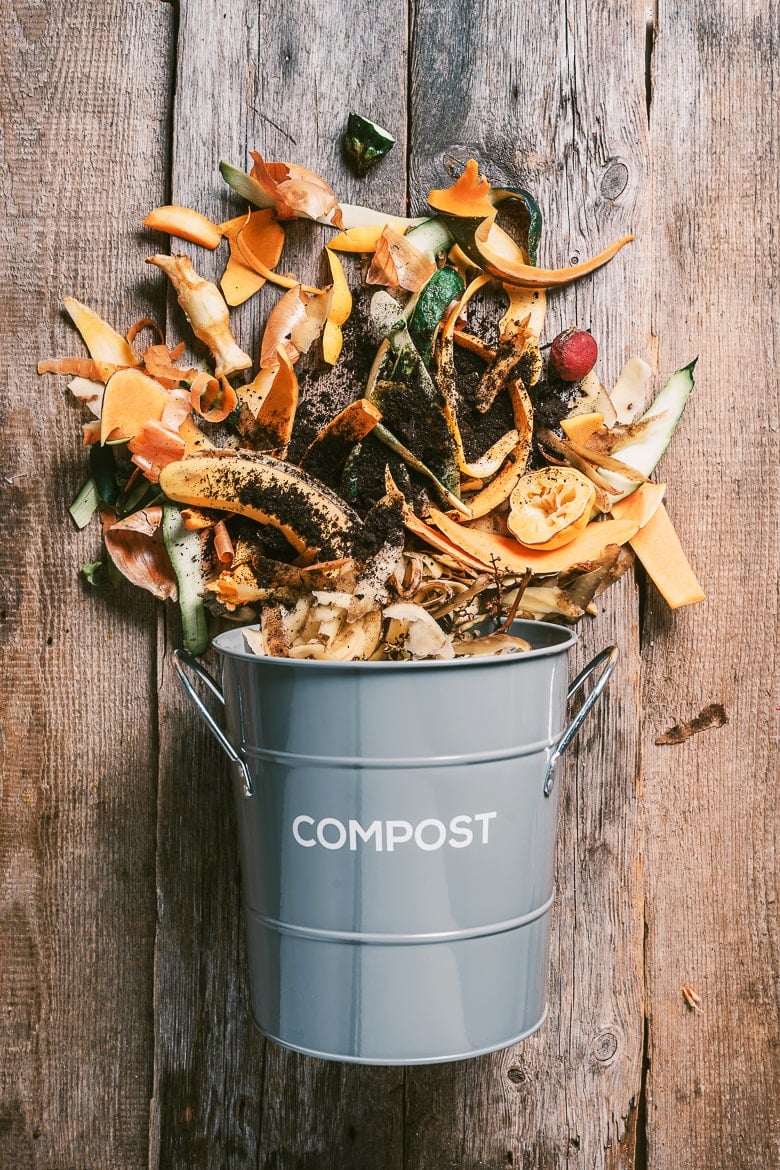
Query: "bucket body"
208 619 585 1065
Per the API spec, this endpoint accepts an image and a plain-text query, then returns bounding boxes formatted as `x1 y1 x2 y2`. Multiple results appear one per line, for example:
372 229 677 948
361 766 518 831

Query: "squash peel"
427 159 495 219
427 507 640 575
63 298 140 367
322 249 352 365
144 205 222 250
611 482 666 529
628 503 705 608
219 209 285 305
38 357 121 383
99 368 169 444
326 224 397 253
428 159 631 288
472 217 634 289
247 348 299 456
41 145 704 659
561 411 605 445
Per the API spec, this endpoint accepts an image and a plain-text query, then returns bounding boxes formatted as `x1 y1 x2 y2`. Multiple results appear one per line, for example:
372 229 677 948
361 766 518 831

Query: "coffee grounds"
288 286 382 463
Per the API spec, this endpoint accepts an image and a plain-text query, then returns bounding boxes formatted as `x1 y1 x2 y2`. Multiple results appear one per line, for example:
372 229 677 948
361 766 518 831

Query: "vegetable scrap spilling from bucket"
39 149 704 659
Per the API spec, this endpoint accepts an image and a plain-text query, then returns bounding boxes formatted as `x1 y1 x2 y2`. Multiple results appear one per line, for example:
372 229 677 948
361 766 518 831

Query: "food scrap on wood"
655 703 728 745
682 984 704 1013
39 149 705 656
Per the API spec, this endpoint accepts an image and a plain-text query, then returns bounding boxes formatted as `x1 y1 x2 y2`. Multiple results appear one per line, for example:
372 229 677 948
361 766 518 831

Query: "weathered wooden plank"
643 4 780 1167
0 3 173 1167
4 3 776 1167
405 2 649 1165
150 2 409 1165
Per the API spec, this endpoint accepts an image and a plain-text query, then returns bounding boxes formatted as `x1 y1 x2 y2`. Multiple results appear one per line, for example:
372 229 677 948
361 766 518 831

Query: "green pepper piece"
343 114 395 177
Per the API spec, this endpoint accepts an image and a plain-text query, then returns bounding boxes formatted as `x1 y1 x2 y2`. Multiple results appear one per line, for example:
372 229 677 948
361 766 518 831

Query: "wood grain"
150 3 409 1166
1 1 778 1166
405 2 648 1164
642 4 780 1167
0 3 173 1167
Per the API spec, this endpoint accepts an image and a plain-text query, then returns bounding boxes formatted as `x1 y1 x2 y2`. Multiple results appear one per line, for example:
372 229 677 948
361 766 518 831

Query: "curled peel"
472 219 634 289
427 507 640 575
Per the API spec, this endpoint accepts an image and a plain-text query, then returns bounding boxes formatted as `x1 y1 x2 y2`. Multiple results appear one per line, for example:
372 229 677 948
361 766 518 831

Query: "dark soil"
287 284 383 463
340 437 425 517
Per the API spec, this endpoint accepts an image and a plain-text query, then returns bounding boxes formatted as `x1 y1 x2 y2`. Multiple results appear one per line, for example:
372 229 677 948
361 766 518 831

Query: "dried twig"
498 570 533 633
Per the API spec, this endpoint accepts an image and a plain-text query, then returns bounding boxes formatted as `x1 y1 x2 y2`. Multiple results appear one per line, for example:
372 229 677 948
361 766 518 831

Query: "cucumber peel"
89 441 118 506
405 217 454 258
604 358 697 501
162 502 209 655
408 266 465 366
69 477 100 529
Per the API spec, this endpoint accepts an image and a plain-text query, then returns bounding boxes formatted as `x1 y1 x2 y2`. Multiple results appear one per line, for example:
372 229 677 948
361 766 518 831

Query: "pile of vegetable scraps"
39 147 705 660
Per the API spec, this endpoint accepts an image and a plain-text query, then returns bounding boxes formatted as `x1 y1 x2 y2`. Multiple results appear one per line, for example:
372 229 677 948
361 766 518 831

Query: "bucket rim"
211 617 578 671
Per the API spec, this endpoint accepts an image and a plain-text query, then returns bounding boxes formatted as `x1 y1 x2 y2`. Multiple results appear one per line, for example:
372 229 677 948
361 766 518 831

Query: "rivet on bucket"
174 620 617 1065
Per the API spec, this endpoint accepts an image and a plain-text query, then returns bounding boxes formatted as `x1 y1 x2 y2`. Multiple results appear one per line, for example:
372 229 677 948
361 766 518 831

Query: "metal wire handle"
543 645 619 796
172 649 254 798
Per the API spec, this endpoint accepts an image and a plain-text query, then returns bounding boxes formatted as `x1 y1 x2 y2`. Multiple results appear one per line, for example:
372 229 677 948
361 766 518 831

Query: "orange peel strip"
38 357 120 382
144 205 223 250
127 317 165 349
213 519 235 566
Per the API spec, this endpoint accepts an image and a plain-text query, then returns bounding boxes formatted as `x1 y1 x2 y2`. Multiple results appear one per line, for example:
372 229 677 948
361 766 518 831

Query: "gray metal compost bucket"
174 620 616 1065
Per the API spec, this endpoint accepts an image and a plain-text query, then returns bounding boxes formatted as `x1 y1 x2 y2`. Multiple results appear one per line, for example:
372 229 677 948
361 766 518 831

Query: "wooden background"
1 1 778 1166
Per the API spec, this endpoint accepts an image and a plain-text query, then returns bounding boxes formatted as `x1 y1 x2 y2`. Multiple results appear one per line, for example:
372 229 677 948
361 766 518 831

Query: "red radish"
549 328 598 381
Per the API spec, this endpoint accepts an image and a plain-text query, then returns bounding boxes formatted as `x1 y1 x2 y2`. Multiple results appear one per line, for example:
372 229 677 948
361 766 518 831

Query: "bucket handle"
543 645 618 796
172 649 254 797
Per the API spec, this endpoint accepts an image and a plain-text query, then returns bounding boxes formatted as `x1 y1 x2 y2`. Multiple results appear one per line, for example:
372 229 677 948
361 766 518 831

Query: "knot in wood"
600 160 630 200
591 1029 619 1063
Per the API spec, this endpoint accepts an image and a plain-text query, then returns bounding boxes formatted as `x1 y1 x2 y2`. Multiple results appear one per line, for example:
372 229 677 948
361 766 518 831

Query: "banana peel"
159 451 362 560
